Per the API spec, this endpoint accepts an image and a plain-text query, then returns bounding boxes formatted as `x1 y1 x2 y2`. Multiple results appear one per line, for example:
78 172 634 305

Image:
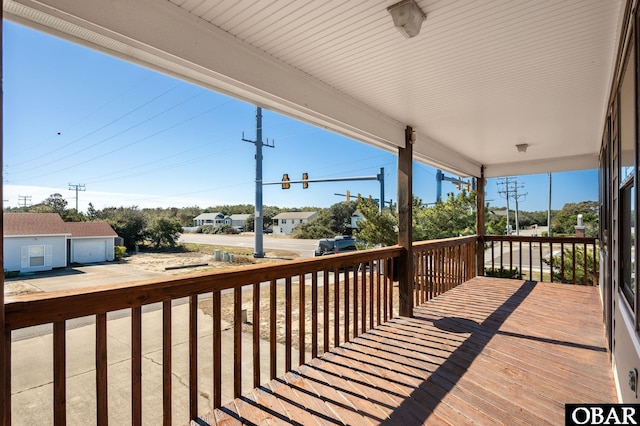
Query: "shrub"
484 267 522 279
543 246 598 285
114 246 127 260
4 270 19 279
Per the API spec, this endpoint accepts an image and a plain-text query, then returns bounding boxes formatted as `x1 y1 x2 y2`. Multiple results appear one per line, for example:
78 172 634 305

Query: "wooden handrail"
5 245 403 330
4 238 482 424
482 235 598 285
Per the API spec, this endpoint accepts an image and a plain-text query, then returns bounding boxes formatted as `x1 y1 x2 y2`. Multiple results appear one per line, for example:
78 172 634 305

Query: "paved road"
179 232 319 258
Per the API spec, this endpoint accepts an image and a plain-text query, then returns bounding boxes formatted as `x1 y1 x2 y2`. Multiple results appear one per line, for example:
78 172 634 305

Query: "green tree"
413 191 476 241
551 201 598 237
145 217 182 248
97 206 147 250
293 201 356 239
354 199 398 247
43 193 68 214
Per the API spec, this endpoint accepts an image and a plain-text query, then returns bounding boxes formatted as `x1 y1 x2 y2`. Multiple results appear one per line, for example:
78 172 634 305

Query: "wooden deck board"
201 277 616 425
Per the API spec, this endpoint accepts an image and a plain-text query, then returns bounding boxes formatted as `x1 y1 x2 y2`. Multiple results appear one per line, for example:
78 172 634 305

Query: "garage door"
73 239 107 264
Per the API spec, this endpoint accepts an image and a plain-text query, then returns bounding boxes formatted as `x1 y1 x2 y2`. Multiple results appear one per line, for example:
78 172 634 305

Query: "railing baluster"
334 269 340 347
561 242 566 283
383 260 389 322
549 242 554 282
499 240 504 275
529 240 533 280
253 283 261 388
508 240 513 279
162 301 171 425
572 242 577 285
344 268 350 343
299 274 306 366
361 262 367 334
584 242 589 285
369 261 374 330
312 272 318 359
132 307 142 426
323 269 330 353
269 280 276 380
54 321 66 426
285 277 292 372
188 296 198 418
388 258 394 320
212 290 222 408
518 241 522 279
233 287 242 398
376 260 381 326
539 240 543 281
96 313 108 426
353 263 358 339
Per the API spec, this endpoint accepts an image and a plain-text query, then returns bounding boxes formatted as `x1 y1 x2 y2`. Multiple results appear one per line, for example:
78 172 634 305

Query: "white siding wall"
4 236 66 272
71 238 115 263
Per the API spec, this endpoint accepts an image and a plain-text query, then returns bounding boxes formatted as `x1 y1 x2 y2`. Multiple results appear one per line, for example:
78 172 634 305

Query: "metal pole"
254 107 265 258
436 169 442 202
379 167 385 212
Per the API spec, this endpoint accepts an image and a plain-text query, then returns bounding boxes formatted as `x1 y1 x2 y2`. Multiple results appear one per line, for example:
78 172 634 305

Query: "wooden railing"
4 246 401 425
4 236 481 424
483 235 599 285
413 236 478 305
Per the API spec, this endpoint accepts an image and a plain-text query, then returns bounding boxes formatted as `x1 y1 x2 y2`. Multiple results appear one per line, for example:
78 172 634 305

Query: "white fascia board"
4 233 70 238
483 154 599 178
412 133 482 178
5 0 405 152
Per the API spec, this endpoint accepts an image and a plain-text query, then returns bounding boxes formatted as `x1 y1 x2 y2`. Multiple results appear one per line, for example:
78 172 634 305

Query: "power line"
18 195 32 209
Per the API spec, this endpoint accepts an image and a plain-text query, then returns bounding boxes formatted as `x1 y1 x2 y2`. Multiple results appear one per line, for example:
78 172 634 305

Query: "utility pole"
497 177 511 234
18 195 31 209
510 180 527 236
68 183 86 212
243 107 274 258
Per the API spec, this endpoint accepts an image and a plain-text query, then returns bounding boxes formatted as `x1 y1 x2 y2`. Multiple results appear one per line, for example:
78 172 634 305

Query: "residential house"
3 213 118 273
271 211 317 235
351 210 365 229
223 214 250 231
192 212 225 227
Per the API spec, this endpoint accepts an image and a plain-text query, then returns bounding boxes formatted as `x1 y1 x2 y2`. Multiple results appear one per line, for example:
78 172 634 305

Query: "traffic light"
465 183 470 191
456 183 461 189
346 190 350 201
357 193 362 202
282 173 290 189
302 173 309 189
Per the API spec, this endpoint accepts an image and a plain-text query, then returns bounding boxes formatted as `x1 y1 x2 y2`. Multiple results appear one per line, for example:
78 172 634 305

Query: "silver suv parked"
314 236 357 256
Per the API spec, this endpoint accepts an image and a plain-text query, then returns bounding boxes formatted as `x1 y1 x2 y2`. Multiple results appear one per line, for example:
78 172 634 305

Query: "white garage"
4 213 118 272
71 239 108 264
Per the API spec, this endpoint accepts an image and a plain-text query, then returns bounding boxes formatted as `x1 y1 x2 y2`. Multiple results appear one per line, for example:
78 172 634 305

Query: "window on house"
281 219 287 224
620 43 635 184
621 183 636 308
29 245 45 267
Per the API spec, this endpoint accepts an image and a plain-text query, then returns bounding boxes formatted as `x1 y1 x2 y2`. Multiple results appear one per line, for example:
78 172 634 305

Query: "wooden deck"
195 276 616 425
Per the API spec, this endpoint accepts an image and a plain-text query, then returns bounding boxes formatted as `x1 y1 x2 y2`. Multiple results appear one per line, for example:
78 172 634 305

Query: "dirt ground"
198 274 400 353
4 246 298 296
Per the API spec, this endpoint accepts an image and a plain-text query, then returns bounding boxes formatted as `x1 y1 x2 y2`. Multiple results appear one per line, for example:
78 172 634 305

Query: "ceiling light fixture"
516 143 529 153
387 0 426 39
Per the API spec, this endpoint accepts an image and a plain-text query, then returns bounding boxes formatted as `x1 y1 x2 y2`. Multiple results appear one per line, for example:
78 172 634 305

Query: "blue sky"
3 21 598 213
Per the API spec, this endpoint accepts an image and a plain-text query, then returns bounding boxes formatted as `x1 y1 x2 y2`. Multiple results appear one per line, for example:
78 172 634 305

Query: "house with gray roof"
192 212 225 227
271 211 318 235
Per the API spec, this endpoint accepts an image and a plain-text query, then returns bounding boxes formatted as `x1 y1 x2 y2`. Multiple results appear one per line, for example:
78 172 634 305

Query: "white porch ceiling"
5 0 625 177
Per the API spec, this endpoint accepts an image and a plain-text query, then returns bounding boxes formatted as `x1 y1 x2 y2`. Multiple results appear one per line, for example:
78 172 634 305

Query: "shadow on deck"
195 276 615 425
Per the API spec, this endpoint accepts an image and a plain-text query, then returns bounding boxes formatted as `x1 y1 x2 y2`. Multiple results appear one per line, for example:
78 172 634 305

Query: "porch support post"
398 126 414 317
476 166 486 277
1 4 7 423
